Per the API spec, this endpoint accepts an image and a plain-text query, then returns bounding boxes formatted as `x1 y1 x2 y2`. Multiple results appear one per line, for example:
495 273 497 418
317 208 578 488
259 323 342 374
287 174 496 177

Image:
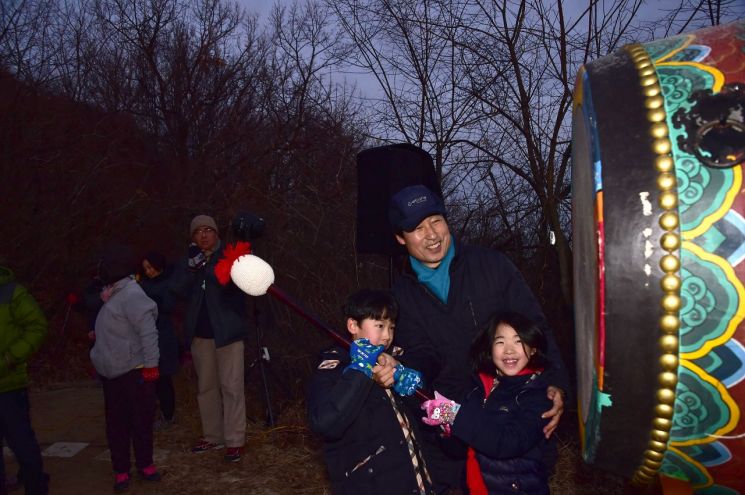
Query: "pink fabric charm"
421 391 460 426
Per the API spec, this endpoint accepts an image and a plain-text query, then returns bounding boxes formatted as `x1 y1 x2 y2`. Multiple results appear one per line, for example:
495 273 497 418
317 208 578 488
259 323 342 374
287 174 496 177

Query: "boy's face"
347 316 395 350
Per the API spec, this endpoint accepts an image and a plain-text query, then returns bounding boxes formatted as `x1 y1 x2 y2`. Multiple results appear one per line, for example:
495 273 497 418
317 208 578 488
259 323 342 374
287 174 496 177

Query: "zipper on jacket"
346 445 386 477
468 299 478 331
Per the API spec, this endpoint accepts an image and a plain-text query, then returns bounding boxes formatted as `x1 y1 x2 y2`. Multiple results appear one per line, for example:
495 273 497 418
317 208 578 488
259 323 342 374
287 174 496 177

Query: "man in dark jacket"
375 185 570 493
175 215 249 463
0 265 49 495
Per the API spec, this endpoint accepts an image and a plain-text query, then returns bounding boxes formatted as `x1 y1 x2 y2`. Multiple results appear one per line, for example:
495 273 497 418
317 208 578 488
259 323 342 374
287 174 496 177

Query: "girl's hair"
470 311 548 375
142 251 167 272
343 289 399 323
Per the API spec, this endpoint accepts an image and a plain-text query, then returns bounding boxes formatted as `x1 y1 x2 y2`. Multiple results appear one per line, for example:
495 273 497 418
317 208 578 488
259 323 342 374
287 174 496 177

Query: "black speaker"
356 143 442 255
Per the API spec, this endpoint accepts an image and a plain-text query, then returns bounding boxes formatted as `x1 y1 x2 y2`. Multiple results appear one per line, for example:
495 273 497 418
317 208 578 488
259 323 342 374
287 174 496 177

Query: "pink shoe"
139 464 161 482
113 472 130 492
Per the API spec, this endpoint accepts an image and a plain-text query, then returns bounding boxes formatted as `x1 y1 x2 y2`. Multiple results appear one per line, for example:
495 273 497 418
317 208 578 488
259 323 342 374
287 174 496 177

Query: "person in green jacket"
0 265 49 495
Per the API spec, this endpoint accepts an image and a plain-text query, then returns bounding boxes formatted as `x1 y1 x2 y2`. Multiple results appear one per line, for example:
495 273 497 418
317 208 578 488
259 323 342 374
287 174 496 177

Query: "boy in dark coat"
307 289 433 495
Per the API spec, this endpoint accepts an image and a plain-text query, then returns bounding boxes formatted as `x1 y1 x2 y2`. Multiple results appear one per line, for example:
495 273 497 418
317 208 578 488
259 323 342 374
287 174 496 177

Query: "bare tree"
326 0 486 185
326 0 740 308
653 0 743 37
0 0 60 83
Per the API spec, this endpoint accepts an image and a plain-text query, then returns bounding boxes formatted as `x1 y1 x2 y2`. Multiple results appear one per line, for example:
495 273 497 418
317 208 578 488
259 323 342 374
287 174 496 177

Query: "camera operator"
174 215 249 463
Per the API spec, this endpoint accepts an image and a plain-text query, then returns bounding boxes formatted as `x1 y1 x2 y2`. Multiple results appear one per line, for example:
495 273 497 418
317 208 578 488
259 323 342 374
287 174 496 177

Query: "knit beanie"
99 244 136 285
190 215 219 236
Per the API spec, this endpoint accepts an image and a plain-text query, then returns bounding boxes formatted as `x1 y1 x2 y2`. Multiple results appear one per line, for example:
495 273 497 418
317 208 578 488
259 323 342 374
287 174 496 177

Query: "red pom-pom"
214 241 252 285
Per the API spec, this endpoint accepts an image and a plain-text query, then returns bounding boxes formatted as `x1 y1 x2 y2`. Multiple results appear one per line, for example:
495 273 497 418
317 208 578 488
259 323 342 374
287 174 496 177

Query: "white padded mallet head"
230 254 275 296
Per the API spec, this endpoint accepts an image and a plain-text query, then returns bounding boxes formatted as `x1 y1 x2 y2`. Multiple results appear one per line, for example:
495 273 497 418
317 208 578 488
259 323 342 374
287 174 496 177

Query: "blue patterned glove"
345 338 385 378
393 364 423 396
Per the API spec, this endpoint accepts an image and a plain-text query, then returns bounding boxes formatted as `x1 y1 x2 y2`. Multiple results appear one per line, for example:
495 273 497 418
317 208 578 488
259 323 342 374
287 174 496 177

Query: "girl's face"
142 259 162 279
491 323 535 376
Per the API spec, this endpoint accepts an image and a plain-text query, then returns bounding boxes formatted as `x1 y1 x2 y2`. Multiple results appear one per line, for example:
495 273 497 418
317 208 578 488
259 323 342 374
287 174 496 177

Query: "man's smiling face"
396 214 451 269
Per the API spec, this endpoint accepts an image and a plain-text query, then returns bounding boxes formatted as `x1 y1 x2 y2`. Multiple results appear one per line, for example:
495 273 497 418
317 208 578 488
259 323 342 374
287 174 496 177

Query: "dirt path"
4 377 327 495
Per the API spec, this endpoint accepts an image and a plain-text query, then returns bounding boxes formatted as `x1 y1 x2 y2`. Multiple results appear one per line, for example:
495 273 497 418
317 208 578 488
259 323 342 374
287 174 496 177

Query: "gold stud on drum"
657 173 676 191
652 418 672 432
660 275 681 293
655 155 674 172
648 440 668 452
658 193 678 212
659 335 679 354
656 388 676 405
659 353 678 370
660 253 680 272
653 138 672 155
659 212 679 231
643 458 663 470
648 108 667 122
658 372 678 388
651 429 670 443
645 95 664 110
644 85 662 98
651 122 669 139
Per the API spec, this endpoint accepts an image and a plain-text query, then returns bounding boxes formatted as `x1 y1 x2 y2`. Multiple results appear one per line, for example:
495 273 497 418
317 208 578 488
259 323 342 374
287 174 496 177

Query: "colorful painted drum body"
572 21 745 493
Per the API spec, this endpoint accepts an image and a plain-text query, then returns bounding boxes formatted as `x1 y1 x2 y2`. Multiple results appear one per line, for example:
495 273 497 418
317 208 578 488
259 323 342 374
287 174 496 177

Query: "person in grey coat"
91 245 161 492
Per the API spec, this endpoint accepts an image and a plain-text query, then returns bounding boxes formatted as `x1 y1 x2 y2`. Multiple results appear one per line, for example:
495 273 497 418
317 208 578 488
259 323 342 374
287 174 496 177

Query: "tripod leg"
257 351 275 427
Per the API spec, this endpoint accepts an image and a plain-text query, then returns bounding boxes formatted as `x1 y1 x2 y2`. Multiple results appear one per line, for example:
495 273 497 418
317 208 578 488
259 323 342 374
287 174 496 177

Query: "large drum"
572 21 745 492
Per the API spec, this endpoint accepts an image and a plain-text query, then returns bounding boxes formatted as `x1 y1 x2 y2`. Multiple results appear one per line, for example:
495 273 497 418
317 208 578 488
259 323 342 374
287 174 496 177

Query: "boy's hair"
470 311 548 375
343 289 399 323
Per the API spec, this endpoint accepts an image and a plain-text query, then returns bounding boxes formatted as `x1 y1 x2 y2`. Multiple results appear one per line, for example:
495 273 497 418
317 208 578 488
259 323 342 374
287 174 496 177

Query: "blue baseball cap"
388 184 447 232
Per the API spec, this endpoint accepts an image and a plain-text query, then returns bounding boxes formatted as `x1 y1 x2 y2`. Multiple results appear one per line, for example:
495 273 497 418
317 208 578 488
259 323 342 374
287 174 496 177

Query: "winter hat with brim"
388 184 447 232
190 215 219 236
99 244 136 285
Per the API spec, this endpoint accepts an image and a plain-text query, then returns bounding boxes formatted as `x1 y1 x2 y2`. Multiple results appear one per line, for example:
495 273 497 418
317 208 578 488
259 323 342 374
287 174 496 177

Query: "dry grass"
146 372 330 495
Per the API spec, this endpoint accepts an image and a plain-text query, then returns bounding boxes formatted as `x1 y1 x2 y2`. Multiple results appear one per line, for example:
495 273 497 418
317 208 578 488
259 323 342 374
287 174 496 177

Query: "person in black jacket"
139 251 180 429
422 312 555 495
171 215 249 463
307 289 434 495
374 184 570 493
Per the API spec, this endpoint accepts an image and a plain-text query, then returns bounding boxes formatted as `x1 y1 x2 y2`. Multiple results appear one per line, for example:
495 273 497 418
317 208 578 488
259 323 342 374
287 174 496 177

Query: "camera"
231 212 266 242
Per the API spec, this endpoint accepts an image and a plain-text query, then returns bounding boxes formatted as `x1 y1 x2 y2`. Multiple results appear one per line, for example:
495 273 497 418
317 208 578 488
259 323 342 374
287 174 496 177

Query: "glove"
392 364 423 396
421 391 460 426
187 243 207 271
142 367 160 382
344 338 384 378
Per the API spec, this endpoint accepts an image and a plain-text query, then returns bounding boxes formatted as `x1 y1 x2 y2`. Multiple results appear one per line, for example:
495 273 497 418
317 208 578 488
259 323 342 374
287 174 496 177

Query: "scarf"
410 238 455 303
